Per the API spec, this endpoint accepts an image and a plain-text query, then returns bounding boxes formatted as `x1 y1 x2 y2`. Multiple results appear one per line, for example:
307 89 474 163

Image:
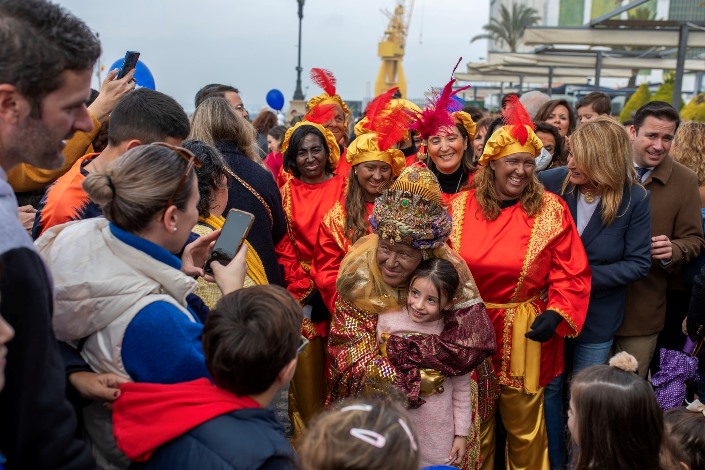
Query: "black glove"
303 289 330 323
525 310 562 343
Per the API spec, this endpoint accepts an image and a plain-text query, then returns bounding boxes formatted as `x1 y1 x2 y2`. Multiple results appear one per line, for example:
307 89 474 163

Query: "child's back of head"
298 397 419 470
569 352 664 470
662 405 705 470
202 284 303 396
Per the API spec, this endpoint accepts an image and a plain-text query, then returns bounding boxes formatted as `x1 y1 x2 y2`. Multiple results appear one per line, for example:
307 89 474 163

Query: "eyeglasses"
297 335 309 355
151 142 203 211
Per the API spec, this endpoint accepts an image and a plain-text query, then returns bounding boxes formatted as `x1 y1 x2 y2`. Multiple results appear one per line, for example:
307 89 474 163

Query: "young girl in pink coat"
377 258 471 467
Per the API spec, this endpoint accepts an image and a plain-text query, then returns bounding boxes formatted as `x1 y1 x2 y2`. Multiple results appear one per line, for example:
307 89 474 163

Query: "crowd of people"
1 1 705 469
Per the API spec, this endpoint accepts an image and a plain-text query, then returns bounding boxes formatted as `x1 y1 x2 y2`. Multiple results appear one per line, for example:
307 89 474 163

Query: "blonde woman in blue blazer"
539 116 652 469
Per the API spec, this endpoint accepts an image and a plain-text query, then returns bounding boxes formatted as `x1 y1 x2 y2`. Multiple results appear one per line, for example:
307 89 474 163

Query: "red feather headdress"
304 103 337 125
413 57 471 140
361 87 417 151
310 68 337 96
501 94 534 145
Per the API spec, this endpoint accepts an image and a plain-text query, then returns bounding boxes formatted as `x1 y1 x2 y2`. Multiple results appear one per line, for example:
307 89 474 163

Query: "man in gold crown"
326 164 496 465
311 131 406 314
448 96 590 469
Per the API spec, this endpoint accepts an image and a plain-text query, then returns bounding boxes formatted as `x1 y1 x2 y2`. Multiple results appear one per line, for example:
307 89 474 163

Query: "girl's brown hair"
570 361 664 470
298 397 419 470
409 258 460 308
662 407 705 470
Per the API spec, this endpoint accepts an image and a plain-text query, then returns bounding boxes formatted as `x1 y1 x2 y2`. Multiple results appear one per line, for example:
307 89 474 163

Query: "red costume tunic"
275 174 347 335
448 189 590 391
311 200 374 313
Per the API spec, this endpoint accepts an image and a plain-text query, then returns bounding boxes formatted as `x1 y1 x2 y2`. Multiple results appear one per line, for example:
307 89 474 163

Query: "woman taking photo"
275 120 347 436
184 140 267 309
538 117 651 469
37 143 246 468
311 131 405 313
448 97 590 469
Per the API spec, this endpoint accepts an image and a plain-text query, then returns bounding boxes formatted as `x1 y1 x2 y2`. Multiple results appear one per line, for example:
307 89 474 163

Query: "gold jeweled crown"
370 163 451 250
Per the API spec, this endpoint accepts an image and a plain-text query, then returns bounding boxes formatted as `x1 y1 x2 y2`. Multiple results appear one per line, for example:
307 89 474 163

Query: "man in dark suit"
616 101 705 378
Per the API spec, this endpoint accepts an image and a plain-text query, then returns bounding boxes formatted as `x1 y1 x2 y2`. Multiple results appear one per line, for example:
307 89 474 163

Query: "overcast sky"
55 0 490 113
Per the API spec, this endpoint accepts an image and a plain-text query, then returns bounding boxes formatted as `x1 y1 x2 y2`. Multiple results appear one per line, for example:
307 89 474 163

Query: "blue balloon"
108 58 156 90
266 89 285 111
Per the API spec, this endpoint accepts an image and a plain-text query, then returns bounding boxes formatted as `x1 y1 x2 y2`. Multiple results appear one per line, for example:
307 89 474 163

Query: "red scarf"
113 378 260 462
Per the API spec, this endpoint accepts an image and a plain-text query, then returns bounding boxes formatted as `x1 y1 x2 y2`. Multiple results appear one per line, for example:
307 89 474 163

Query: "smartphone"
116 51 140 80
204 209 255 275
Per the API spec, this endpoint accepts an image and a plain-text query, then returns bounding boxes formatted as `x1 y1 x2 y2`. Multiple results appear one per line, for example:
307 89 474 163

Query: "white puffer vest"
36 218 198 379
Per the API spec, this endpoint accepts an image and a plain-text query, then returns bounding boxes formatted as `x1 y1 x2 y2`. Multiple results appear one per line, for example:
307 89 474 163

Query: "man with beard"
0 0 101 468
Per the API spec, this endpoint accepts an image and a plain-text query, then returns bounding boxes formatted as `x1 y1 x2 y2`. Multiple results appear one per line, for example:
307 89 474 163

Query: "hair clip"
686 399 705 417
350 428 386 448
397 418 418 451
340 404 374 412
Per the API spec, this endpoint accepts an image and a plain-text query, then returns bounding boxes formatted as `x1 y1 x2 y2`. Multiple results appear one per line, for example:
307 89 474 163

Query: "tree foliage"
471 3 541 52
652 72 684 109
681 93 705 122
620 83 652 123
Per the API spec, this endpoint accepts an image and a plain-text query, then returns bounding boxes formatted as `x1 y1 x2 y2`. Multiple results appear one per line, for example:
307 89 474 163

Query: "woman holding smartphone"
184 140 267 309
36 143 247 469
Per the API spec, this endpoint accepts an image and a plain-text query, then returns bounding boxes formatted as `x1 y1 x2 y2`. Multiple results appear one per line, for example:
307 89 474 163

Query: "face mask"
535 147 553 172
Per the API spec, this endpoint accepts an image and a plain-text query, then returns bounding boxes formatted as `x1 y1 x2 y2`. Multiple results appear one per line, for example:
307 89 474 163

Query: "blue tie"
635 167 649 182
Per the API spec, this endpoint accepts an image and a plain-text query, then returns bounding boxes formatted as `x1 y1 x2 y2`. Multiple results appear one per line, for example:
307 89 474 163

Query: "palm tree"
471 3 541 52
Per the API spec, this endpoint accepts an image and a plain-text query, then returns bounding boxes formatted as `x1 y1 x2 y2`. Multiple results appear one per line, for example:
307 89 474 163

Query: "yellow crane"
375 0 414 98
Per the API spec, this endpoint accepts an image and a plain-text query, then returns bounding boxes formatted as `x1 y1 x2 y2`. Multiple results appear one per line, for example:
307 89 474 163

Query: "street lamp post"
293 0 305 100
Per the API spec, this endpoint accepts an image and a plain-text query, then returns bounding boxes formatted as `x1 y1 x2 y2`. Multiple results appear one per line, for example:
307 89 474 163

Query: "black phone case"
117 51 140 80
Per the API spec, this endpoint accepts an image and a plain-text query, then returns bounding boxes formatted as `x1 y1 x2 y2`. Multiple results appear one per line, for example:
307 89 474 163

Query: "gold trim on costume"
321 201 350 253
486 294 541 394
448 191 469 251
499 192 564 392
281 180 315 301
551 306 579 338
224 167 274 228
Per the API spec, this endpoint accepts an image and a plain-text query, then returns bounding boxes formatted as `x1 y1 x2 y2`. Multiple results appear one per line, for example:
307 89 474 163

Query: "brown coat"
619 156 705 336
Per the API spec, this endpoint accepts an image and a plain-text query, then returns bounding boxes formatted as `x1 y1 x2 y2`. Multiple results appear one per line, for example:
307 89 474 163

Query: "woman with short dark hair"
276 120 347 437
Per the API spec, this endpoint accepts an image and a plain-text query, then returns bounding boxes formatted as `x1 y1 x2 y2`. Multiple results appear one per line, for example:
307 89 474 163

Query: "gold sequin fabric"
327 295 397 405
329 234 490 407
